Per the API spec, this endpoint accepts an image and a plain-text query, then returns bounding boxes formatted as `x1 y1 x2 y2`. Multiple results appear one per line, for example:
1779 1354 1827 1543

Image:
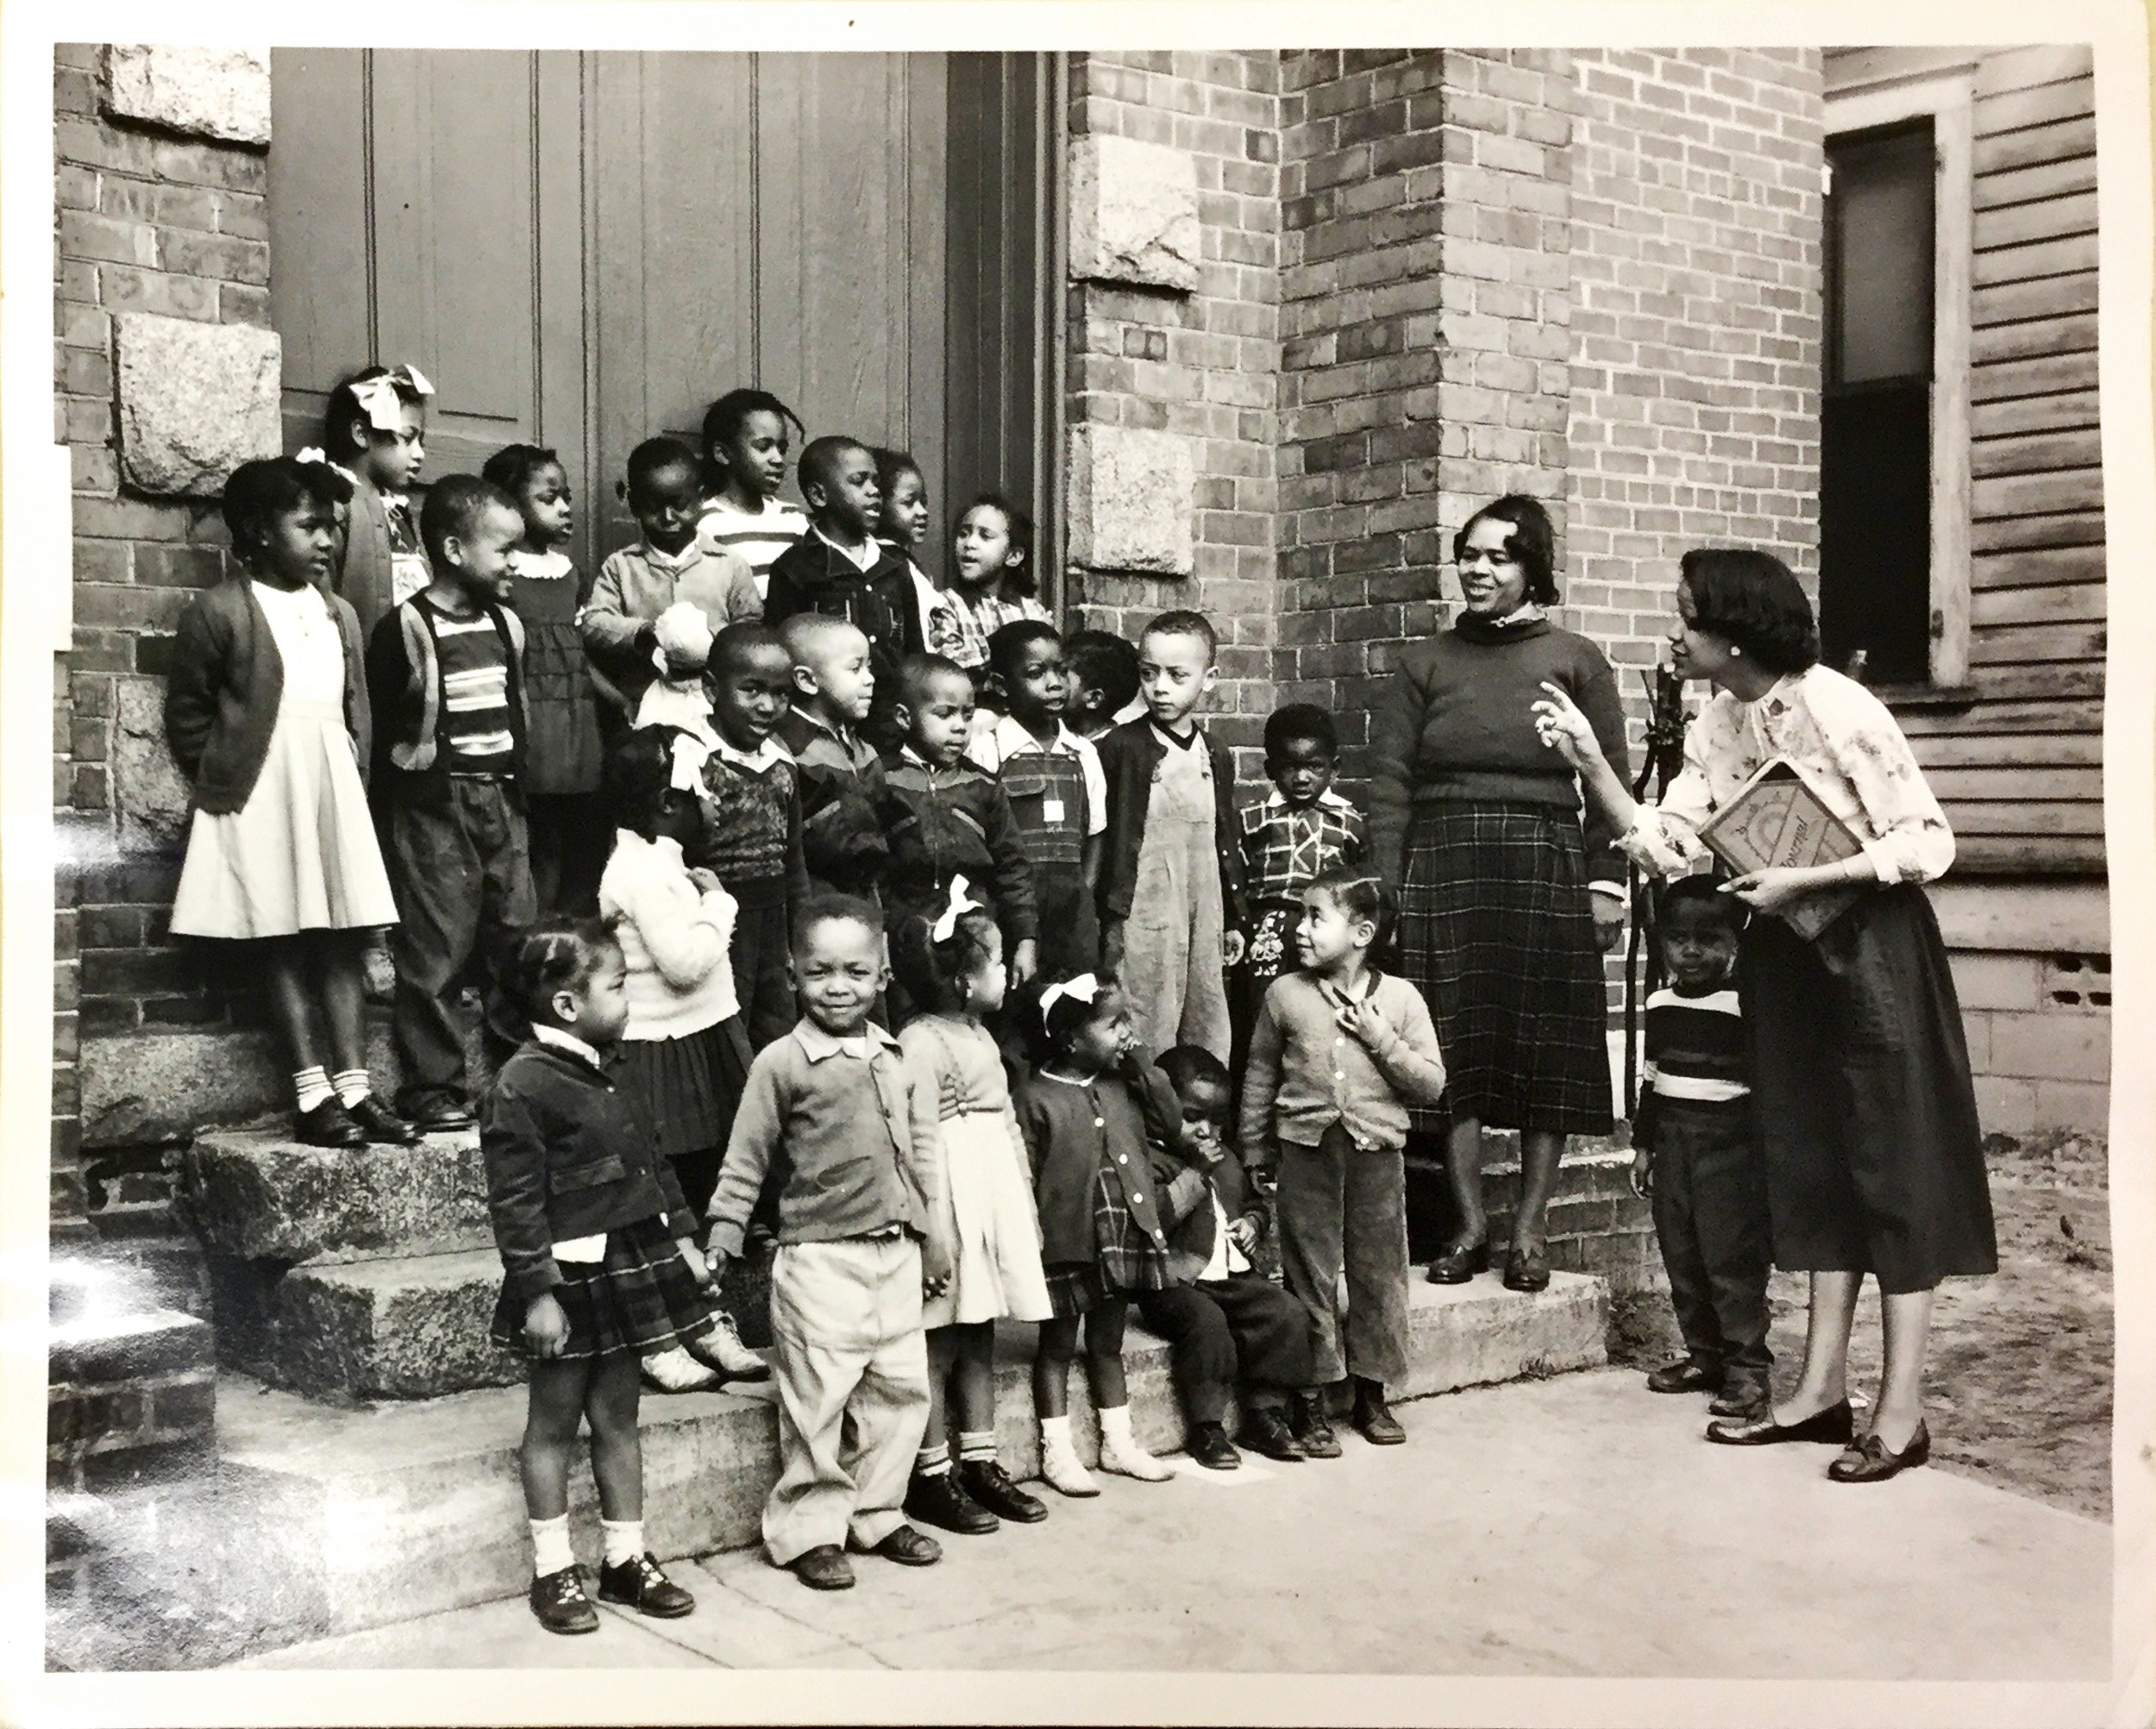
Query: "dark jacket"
1367 613 1632 886
481 1037 698 1305
1150 1143 1264 1287
762 534 924 743
364 593 529 808
1093 719 1248 931
164 577 372 816
332 473 398 642
877 749 1039 943
777 707 891 898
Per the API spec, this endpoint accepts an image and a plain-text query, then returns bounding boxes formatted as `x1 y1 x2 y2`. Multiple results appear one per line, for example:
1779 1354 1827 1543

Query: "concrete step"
48 1256 217 1490
206 1248 523 1402
180 1126 490 1264
1405 1131 1659 1294
41 1269 1607 1669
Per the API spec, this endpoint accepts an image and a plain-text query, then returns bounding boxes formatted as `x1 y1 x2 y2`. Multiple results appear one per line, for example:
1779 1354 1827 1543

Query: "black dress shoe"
1237 1406 1306 1463
406 1102 478 1134
904 1469 998 1534
787 1544 855 1590
957 1458 1048 1523
1426 1238 1489 1285
1188 1421 1241 1469
1351 1383 1406 1446
529 1565 599 1633
342 1093 420 1146
1289 1390 1342 1459
295 1097 367 1150
1645 1356 1722 1395
597 1551 695 1619
856 1524 941 1566
1827 1422 1930 1483
1502 1243 1551 1293
1705 1399 1856 1447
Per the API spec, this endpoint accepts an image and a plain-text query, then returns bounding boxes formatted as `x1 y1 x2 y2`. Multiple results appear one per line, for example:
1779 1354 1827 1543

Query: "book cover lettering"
1697 759 1865 940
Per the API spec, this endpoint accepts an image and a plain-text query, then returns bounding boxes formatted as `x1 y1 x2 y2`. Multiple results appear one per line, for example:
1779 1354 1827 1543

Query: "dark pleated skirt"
1742 883 1998 1293
490 1214 718 1361
1396 801 1613 1136
615 1016 755 1160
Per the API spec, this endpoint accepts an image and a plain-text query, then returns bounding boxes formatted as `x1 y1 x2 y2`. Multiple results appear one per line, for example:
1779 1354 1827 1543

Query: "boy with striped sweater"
1633 874 1771 1421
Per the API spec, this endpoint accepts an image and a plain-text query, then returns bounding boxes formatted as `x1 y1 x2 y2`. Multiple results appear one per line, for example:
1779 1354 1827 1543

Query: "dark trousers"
385 778 537 1117
1276 1124 1411 1387
1648 1096 1771 1387
1034 861 1100 982
527 791 609 916
1137 1273 1314 1426
728 877 796 1050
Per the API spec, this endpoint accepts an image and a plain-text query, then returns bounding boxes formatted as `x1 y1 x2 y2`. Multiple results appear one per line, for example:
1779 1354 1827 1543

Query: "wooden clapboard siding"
1941 45 2105 876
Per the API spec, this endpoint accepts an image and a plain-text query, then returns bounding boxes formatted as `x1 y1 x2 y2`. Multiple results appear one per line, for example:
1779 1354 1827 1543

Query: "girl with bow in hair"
315 363 436 637
890 878 1055 1537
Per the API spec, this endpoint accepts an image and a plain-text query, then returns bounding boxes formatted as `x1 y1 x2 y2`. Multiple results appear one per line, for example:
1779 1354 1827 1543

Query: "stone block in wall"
1067 423 1195 577
1068 135 1200 292
113 313 280 498
102 47 271 147
110 676 191 853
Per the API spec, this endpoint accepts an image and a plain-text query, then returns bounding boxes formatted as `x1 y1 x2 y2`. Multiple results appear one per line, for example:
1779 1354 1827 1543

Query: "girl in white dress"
891 878 1055 1536
166 457 406 1149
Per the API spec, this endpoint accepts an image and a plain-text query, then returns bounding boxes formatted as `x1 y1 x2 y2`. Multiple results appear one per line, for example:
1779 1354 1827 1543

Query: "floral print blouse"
1619 665 1955 886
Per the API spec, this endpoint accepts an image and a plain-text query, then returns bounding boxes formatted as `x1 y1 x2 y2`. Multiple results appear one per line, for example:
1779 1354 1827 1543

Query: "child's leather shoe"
295 1098 367 1150
687 1312 770 1382
855 1524 942 1566
957 1458 1048 1523
905 1469 998 1534
1188 1421 1241 1470
343 1093 419 1146
1351 1381 1406 1446
787 1544 855 1590
597 1552 694 1619
1646 1356 1722 1395
1237 1407 1305 1462
529 1565 599 1634
1289 1389 1342 1458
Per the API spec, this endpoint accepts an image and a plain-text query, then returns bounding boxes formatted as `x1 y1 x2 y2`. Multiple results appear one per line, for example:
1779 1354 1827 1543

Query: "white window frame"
1824 62 1977 690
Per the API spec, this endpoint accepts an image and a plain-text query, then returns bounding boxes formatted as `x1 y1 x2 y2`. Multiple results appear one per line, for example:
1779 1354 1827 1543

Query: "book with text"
1697 756 1865 941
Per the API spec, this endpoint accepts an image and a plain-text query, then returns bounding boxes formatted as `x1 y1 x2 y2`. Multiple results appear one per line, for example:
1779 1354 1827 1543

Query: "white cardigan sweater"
598 829 742 1041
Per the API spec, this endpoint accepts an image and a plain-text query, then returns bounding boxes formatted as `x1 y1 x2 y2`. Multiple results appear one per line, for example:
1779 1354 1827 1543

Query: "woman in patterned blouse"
1533 548 1996 1485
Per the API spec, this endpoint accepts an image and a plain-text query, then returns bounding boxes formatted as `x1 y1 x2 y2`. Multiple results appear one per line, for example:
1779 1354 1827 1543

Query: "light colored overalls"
1123 730 1232 1063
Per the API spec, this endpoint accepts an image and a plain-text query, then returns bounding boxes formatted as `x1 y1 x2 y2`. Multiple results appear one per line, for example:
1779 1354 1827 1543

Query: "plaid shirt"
1238 787 1368 905
933 588 1050 672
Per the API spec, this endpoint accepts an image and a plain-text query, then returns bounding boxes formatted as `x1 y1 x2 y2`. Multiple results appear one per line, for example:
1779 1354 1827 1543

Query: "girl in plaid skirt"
482 920 718 1635
1013 976 1181 1494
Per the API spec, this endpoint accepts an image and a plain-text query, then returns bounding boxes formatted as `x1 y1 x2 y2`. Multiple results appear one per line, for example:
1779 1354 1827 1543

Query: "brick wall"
1565 48 1825 701
53 45 272 1195
1062 51 1282 761
1275 49 1577 752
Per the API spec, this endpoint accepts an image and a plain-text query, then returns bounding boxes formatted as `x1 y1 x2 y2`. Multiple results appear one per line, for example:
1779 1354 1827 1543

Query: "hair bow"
350 364 436 432
667 730 711 794
1038 974 1100 1017
931 875 982 942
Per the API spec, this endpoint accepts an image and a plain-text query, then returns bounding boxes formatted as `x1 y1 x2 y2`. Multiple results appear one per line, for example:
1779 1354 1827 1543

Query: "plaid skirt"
490 1212 719 1362
1397 800 1613 1136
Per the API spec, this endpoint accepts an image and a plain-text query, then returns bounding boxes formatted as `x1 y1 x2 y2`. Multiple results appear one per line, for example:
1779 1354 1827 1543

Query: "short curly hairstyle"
1677 548 1820 674
1453 494 1559 606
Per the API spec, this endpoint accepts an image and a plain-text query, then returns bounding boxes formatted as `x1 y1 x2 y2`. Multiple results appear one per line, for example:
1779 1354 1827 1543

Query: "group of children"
163 361 1771 1632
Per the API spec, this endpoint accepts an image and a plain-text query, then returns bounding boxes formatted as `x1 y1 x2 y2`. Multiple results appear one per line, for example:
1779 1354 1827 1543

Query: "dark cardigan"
331 473 399 642
1366 613 1633 886
164 577 372 816
1093 718 1248 931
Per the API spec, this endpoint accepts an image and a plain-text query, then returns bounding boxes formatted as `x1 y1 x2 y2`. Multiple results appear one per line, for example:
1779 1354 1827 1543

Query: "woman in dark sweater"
1368 495 1630 1293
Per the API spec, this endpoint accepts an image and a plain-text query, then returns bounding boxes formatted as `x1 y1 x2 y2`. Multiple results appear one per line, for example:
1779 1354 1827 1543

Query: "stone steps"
43 1268 1608 1670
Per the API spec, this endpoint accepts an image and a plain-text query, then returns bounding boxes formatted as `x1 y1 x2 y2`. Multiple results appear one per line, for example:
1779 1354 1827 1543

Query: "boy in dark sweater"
1633 875 1771 1420
367 474 538 1131
774 614 890 901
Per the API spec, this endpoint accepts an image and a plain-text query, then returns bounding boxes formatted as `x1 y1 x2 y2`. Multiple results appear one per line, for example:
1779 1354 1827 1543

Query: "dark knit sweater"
1366 613 1632 885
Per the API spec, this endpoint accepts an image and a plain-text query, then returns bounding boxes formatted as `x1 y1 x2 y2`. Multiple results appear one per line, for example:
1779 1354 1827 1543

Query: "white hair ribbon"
350 364 436 432
931 874 982 942
667 730 711 794
1038 973 1101 1018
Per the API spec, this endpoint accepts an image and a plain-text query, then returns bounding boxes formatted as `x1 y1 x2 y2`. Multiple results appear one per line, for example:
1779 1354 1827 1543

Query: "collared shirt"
937 587 1050 672
1199 1188 1252 1281
581 539 761 689
705 1018 939 1256
1238 970 1449 1161
814 526 883 573
1238 786 1368 904
967 713 1108 838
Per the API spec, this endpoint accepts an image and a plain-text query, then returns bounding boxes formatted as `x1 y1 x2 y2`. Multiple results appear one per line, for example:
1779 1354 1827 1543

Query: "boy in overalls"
1094 611 1246 1063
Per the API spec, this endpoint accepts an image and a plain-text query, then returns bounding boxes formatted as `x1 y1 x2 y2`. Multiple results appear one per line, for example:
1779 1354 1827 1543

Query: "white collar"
814 526 880 573
612 828 683 868
710 732 792 773
793 1018 901 1062
532 1024 607 1069
991 712 1079 756
1261 786 1355 816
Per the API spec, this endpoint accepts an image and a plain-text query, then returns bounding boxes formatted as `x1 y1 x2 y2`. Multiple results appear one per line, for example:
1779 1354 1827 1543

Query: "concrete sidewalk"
238 1368 2108 1678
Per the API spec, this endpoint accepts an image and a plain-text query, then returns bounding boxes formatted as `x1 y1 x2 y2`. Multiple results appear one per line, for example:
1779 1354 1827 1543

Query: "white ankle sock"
530 1515 573 1576
915 1441 951 1475
957 1429 997 1463
333 1069 372 1107
600 1518 642 1567
293 1066 334 1112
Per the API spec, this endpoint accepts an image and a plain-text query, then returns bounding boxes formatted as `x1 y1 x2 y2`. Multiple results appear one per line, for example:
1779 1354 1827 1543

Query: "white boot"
688 1312 771 1381
1039 1415 1100 1497
641 1344 721 1394
1095 1402 1173 1482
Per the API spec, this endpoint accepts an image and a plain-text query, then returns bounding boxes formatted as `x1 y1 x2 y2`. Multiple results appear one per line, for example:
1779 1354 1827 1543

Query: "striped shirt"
1642 983 1749 1103
428 602 517 773
697 496 809 602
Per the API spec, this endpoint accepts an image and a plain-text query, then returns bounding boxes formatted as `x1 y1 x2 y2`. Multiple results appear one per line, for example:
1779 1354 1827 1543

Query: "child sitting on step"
484 919 715 1635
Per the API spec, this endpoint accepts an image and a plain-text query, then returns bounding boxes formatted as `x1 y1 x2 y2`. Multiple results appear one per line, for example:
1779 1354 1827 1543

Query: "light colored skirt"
924 1110 1053 1330
170 698 398 940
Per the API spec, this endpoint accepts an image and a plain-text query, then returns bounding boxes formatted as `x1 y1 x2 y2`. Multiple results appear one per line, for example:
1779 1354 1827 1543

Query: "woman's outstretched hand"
1532 682 1603 771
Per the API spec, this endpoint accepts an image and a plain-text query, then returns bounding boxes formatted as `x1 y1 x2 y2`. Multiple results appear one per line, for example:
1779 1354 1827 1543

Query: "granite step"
43 1270 1608 1669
